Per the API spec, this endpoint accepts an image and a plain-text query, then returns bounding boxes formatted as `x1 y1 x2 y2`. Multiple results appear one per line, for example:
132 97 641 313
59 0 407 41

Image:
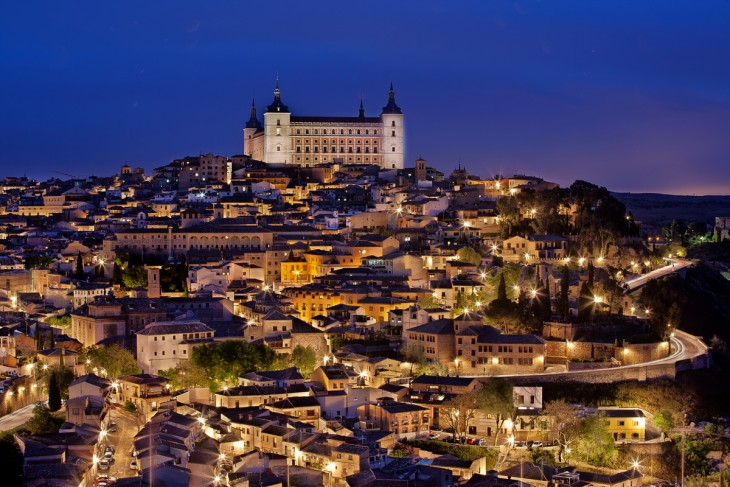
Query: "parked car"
129 460 138 470
107 422 118 433
105 446 115 454
428 432 439 440
98 459 110 471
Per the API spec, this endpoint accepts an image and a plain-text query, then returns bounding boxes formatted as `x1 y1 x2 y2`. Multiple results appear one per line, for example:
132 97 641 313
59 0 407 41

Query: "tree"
556 266 570 321
291 345 317 377
652 410 674 433
191 340 278 390
121 265 147 289
541 400 581 463
496 195 521 237
484 298 524 333
572 413 616 467
497 273 507 301
34 325 42 351
159 361 210 390
48 371 62 412
83 345 140 380
639 277 687 340
25 254 53 270
663 219 688 244
442 391 480 444
478 377 515 446
456 246 482 266
26 405 62 435
75 252 84 280
577 282 593 323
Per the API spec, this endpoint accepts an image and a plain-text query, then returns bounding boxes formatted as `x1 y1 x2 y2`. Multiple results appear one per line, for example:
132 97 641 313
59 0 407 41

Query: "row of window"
296 146 379 154
292 127 390 135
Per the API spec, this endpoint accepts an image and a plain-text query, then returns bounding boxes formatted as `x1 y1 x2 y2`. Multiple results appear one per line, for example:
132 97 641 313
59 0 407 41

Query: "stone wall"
504 362 679 385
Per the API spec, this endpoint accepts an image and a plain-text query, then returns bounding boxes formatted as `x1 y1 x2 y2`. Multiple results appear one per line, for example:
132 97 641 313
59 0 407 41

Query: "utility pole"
681 430 685 487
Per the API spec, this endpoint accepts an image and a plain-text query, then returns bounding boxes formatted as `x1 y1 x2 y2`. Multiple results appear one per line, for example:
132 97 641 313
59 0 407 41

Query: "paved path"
0 403 36 432
624 258 691 293
461 330 708 380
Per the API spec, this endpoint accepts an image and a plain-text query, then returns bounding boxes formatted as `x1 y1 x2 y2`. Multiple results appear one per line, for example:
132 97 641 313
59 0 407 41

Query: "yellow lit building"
598 408 646 441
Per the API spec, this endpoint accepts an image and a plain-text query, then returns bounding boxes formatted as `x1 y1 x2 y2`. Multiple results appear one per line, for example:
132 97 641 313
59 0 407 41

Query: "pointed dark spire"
246 98 261 129
382 82 402 114
266 77 289 113
358 99 365 118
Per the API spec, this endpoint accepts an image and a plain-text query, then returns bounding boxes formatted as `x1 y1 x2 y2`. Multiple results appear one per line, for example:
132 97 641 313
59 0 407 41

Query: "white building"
244 81 404 170
136 321 215 374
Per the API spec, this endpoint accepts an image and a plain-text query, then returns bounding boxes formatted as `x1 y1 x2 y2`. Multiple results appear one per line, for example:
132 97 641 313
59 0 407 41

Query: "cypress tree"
587 262 595 289
59 347 64 368
75 252 84 280
48 371 62 412
557 266 570 321
34 324 42 351
49 332 55 350
497 273 507 301
577 282 594 323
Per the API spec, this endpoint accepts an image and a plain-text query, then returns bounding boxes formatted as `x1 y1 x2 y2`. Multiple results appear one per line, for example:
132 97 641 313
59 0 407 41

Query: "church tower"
146 266 161 299
263 79 292 163
415 156 427 182
243 98 262 158
380 83 404 170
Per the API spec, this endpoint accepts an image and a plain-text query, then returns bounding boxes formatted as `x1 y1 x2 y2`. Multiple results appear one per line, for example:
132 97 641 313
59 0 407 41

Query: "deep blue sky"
2 1 730 195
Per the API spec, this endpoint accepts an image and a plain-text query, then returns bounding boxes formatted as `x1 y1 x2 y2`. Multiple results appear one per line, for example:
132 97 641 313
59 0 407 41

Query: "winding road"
461 330 709 381
624 258 691 293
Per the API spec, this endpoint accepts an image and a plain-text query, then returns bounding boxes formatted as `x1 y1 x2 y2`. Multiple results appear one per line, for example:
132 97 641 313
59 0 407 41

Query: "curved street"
624 258 692 293
461 330 709 380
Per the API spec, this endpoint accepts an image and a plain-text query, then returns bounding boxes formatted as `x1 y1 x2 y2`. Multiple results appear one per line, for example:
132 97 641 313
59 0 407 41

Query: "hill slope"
613 192 730 227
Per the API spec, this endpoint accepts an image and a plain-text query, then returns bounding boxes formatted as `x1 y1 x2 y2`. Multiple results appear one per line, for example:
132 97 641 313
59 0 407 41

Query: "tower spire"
358 98 365 118
381 82 402 114
246 97 261 128
266 77 289 113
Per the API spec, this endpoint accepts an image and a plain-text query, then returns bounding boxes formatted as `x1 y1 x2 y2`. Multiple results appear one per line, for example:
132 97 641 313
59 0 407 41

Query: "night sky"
2 1 730 195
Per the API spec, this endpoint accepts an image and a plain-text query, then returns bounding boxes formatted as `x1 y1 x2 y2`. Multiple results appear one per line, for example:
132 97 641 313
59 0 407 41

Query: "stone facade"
245 82 404 170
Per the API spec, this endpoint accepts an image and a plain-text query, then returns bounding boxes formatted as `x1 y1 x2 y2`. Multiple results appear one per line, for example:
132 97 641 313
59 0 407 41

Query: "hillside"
613 192 730 227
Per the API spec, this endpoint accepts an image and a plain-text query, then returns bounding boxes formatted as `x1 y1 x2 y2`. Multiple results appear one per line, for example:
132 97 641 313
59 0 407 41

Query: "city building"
244 81 404 170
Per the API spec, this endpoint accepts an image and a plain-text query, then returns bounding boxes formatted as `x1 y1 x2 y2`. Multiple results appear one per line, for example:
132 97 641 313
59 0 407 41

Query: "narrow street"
99 407 139 480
